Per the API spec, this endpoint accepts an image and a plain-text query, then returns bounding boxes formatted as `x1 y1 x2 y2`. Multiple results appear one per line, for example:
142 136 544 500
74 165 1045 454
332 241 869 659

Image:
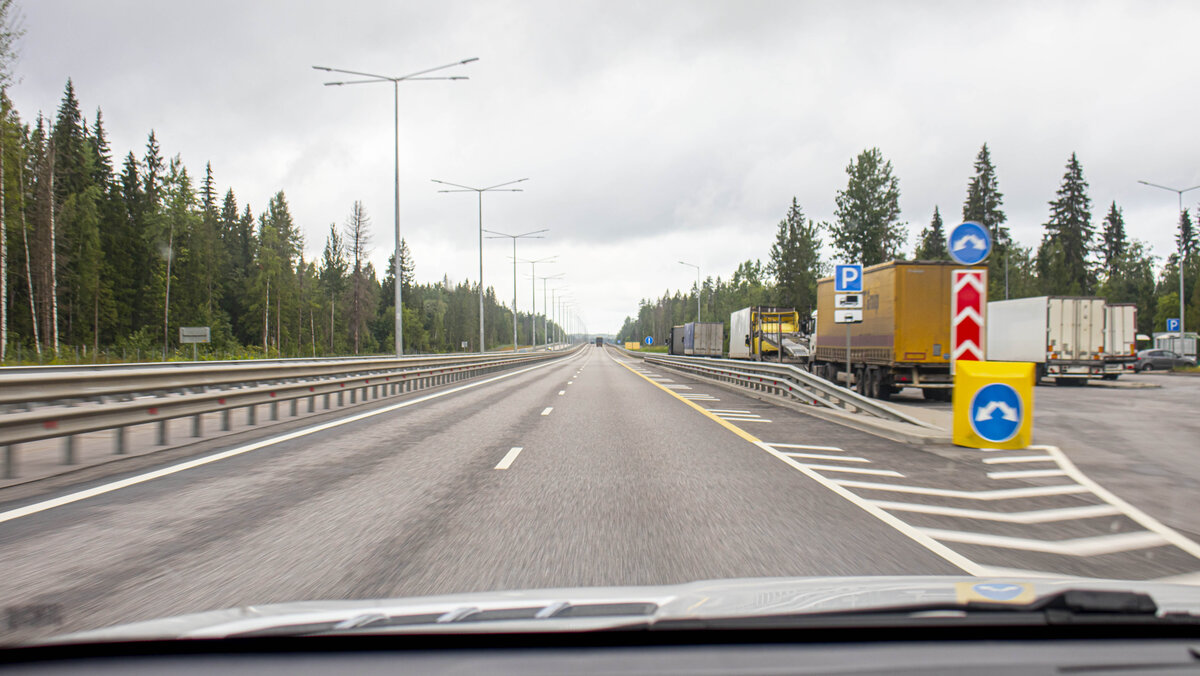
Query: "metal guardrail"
0 347 580 480
616 347 933 427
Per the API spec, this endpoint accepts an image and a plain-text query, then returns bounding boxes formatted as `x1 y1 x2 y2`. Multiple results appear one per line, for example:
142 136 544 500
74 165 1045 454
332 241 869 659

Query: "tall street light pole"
313 57 477 357
1138 179 1200 338
516 256 556 346
433 178 528 352
484 228 548 351
679 260 701 322
537 273 564 348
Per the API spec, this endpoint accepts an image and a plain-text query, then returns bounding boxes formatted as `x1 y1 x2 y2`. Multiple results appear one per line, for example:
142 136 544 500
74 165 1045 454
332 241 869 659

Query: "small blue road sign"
1167 318 1181 332
948 221 992 265
644 336 654 346
969 382 1023 443
971 583 1026 602
834 264 863 292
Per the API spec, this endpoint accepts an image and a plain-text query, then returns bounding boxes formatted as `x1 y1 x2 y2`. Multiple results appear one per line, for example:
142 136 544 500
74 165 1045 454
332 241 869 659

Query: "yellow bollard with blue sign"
952 361 1035 449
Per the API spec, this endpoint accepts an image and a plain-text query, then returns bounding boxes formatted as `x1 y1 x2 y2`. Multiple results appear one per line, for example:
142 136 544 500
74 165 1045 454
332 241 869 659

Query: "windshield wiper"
646 589 1199 631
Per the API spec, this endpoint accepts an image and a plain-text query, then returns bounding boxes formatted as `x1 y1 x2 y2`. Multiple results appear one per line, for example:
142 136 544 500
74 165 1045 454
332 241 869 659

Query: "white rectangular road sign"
179 326 210 344
835 293 863 310
834 309 863 323
835 264 863 292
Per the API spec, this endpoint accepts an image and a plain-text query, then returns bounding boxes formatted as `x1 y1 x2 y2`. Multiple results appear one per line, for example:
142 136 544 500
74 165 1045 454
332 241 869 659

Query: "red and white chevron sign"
951 269 987 372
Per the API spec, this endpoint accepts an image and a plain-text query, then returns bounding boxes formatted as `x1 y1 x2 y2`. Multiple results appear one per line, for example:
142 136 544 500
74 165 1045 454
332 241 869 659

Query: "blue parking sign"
1167 318 1181 332
835 264 863 292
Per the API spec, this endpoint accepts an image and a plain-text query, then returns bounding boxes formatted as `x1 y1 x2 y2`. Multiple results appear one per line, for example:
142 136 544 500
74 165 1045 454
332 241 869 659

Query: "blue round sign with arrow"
969 383 1023 443
644 336 654 346
948 221 992 265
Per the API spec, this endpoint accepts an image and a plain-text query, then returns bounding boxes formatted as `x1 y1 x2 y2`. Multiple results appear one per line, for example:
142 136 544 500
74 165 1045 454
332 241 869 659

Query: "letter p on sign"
835 264 863 293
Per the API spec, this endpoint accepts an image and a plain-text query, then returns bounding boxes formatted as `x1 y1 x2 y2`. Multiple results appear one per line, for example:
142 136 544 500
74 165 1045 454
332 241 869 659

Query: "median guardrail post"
3 445 13 479
221 410 231 432
192 414 202 437
115 427 127 454
157 420 169 446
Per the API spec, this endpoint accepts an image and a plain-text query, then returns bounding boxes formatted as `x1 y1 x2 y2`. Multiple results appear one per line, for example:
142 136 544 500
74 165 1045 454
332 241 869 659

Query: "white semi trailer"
987 296 1107 384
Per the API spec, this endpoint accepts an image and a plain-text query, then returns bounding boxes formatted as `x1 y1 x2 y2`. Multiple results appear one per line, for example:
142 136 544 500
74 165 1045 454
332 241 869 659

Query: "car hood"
47 575 1200 643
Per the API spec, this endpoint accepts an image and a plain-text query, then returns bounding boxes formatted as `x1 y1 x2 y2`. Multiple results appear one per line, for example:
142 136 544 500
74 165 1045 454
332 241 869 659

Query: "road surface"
1 346 1198 642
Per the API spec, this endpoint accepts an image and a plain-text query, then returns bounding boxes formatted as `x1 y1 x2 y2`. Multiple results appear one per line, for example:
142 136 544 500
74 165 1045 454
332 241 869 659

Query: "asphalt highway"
1 346 1198 642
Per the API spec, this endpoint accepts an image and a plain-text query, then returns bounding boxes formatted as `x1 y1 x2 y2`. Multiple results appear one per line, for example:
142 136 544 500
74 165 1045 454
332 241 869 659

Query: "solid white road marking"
868 501 1122 524
781 452 871 463
919 528 1169 557
706 409 753 414
765 443 844 452
541 407 553 416
800 464 905 477
987 468 1068 480
0 349 587 524
719 417 772 423
832 481 1090 500
982 455 1056 464
495 447 524 470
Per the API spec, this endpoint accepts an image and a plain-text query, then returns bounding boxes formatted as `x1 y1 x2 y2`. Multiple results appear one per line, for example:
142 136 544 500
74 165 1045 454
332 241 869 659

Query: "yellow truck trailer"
813 260 986 400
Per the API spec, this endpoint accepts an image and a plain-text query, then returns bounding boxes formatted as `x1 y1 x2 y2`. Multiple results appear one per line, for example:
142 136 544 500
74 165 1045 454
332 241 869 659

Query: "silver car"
1135 349 1196 371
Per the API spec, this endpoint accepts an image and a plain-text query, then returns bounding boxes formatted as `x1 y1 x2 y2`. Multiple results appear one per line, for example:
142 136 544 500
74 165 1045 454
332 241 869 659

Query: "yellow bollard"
952 360 1035 449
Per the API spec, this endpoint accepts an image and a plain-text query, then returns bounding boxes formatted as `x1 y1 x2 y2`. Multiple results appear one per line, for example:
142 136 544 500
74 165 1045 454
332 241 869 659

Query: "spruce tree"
961 144 1009 298
914 206 948 260
830 148 906 265
1177 208 1197 259
767 197 823 314
1099 201 1127 279
1038 153 1094 295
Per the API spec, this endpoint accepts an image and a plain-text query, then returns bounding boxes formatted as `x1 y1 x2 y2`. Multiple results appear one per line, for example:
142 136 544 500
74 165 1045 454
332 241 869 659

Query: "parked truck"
813 261 984 401
683 322 723 357
986 296 1107 384
728 307 812 363
1102 303 1137 379
669 325 686 356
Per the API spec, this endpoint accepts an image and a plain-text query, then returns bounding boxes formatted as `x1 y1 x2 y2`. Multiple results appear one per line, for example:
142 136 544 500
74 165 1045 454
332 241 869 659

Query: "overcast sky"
11 0 1200 333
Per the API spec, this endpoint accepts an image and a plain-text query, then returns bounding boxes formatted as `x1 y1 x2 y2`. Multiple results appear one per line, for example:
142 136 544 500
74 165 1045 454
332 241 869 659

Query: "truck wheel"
876 374 893 401
1101 374 1118 381
854 369 868 396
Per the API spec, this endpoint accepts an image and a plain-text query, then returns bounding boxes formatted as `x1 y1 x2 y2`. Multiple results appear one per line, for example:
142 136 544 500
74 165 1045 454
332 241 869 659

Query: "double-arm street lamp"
484 228 548 351
314 57 478 356
433 178 528 352
1138 179 1200 337
534 272 564 347
515 256 556 346
678 260 701 322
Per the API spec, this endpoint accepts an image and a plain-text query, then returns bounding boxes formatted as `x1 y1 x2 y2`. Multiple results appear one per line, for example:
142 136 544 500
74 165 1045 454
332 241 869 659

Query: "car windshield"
0 0 1198 651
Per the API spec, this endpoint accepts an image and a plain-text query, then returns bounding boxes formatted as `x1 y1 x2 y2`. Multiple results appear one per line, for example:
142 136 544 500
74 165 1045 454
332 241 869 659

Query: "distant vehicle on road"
1134 349 1196 372
594 337 603 347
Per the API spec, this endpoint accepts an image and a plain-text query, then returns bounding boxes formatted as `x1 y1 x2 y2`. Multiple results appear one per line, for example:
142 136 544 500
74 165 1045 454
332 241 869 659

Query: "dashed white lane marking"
987 468 1068 480
567 382 574 386
765 443 844 452
707 409 753 414
495 447 524 470
867 501 1122 524
558 390 565 396
832 480 1090 500
916 528 1170 557
982 455 1056 464
0 349 589 524
540 407 553 416
782 452 871 463
663 384 693 390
